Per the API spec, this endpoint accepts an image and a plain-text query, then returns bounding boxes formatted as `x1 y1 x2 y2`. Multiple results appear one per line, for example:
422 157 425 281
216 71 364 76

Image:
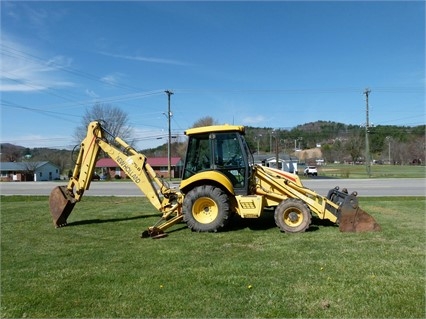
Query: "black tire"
274 198 311 233
183 185 231 232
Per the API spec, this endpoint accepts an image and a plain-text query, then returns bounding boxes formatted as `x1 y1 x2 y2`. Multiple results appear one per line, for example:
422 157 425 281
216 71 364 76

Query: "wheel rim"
283 208 304 227
192 197 219 224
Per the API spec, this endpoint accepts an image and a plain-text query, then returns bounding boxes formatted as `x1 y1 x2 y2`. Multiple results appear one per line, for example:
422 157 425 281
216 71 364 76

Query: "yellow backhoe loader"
49 121 380 238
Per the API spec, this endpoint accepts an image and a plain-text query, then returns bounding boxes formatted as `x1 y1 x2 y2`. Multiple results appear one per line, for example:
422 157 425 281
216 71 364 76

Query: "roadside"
1 179 425 197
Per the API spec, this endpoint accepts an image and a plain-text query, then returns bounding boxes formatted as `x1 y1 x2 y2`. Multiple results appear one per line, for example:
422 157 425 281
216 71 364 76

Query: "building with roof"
253 153 299 174
0 161 60 182
96 157 184 179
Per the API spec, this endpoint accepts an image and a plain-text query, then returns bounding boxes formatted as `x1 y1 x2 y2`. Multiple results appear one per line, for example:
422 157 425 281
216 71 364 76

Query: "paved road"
1 178 425 197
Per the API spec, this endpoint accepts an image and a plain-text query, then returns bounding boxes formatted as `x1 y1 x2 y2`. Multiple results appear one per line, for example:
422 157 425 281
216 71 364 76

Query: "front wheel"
183 185 231 232
274 198 311 233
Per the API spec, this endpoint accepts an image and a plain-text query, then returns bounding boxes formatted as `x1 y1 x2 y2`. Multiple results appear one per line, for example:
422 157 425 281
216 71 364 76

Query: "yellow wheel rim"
283 208 303 227
192 197 218 224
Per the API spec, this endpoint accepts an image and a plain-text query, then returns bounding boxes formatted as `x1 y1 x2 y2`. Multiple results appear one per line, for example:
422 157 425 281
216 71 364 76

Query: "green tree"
345 131 364 163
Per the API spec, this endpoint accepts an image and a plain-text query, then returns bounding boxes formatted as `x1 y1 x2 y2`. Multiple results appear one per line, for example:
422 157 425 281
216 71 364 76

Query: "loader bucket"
49 186 76 228
327 187 381 232
339 204 381 232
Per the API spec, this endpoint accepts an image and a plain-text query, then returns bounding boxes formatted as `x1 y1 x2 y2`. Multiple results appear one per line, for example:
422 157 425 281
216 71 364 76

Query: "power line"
1 99 81 122
171 87 424 95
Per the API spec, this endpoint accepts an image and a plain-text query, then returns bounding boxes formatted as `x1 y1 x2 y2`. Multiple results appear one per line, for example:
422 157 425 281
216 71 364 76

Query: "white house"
253 154 299 174
0 161 60 182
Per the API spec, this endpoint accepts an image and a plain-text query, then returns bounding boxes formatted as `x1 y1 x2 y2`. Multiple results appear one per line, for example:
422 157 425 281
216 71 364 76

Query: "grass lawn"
1 195 425 318
315 164 425 179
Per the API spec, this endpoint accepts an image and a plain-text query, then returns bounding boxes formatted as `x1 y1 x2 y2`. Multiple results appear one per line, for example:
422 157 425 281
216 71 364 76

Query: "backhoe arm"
49 121 183 231
66 122 103 201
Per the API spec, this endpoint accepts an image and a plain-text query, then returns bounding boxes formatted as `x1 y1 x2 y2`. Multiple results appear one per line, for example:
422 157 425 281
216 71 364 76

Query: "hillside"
2 121 424 171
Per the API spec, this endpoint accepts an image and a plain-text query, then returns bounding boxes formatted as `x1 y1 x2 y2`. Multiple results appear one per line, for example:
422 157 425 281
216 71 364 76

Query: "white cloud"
101 74 119 86
85 89 99 98
97 51 192 66
241 115 267 125
0 35 74 92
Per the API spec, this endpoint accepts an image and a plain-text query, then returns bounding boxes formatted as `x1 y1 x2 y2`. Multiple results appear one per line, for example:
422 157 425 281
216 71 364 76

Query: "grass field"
313 164 425 179
1 195 425 318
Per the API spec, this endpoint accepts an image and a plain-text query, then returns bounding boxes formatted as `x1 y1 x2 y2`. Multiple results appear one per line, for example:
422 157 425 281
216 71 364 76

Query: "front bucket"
327 187 381 232
339 200 381 232
49 186 76 228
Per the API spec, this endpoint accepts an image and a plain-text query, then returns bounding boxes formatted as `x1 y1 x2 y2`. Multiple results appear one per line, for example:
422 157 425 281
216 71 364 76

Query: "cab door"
211 132 250 195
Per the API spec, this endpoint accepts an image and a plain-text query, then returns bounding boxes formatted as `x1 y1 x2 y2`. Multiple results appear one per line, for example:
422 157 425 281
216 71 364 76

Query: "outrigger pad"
140 227 168 239
49 186 76 228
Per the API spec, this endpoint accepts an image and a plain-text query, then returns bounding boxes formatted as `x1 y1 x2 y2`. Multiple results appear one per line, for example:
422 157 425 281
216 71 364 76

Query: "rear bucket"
49 186 76 228
338 199 381 232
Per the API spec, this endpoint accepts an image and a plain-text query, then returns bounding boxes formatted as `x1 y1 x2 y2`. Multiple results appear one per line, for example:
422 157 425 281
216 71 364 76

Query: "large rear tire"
274 198 311 233
183 185 230 232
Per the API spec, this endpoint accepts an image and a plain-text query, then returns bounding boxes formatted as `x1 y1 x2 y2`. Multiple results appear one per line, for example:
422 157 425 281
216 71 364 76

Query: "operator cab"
182 125 254 195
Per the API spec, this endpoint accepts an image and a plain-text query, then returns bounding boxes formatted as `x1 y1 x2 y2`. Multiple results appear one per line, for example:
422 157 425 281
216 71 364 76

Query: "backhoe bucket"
49 186 76 228
327 188 381 232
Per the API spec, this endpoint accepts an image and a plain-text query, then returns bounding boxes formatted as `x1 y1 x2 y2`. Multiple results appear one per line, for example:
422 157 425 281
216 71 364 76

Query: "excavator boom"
49 121 183 233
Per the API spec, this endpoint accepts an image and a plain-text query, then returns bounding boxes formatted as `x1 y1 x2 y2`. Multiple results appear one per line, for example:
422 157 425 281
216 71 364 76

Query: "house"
0 161 61 182
253 153 299 174
96 157 184 179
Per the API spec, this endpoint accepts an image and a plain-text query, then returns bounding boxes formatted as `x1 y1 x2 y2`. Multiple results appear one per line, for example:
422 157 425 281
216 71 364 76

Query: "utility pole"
165 90 173 180
364 88 371 177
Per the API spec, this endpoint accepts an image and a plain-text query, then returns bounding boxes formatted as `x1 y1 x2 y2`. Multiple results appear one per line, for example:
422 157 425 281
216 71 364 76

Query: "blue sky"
1 1 424 150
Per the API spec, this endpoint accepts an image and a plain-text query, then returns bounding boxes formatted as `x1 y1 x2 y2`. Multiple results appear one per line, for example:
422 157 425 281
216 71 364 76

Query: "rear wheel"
274 198 311 233
183 185 230 232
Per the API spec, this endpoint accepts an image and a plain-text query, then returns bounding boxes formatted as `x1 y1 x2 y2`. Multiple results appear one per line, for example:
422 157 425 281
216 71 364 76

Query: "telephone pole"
165 90 173 180
364 88 371 177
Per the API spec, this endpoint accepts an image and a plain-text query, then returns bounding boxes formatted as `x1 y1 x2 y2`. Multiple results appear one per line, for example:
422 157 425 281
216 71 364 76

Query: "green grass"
316 164 425 179
1 195 425 318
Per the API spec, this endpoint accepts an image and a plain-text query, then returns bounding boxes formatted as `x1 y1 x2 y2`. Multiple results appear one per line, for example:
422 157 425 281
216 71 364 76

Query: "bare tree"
407 136 425 165
391 140 416 165
74 103 133 144
0 144 22 162
192 116 218 128
21 160 40 181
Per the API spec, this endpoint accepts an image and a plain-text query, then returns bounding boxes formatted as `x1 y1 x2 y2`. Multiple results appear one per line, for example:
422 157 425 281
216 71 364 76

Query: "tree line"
1 104 424 178
243 121 425 165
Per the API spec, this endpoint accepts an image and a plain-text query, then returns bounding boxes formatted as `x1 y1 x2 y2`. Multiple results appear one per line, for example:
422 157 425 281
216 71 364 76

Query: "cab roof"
185 124 245 136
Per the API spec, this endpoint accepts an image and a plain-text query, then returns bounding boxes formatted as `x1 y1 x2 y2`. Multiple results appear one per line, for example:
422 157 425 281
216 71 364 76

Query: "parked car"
304 166 318 176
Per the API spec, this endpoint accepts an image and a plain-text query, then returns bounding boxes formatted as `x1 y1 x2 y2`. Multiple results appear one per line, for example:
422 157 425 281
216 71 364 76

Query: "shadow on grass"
226 210 276 232
76 210 340 235
307 217 339 232
226 210 339 233
67 213 159 227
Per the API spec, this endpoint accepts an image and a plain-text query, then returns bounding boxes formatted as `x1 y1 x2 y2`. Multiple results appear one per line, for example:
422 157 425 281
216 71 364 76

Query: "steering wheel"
225 154 238 166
